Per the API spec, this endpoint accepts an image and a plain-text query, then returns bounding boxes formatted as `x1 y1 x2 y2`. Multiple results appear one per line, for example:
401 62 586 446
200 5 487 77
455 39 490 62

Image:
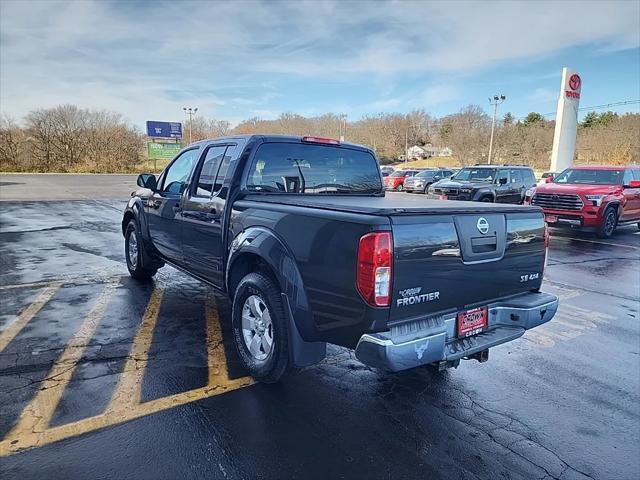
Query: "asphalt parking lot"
1 174 638 480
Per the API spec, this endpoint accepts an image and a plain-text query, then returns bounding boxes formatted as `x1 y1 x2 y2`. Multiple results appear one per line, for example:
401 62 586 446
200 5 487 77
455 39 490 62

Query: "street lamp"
183 107 198 144
487 95 506 164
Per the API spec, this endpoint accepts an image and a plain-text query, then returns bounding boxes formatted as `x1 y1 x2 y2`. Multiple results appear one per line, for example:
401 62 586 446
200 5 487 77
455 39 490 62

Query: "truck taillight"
543 222 550 272
357 232 393 307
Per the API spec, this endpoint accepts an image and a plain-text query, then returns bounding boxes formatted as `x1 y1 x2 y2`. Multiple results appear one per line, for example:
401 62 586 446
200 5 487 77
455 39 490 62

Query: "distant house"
408 144 452 159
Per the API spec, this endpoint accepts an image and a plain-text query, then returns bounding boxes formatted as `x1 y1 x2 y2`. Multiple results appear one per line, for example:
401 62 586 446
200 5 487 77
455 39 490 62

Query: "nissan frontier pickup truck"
122 135 558 383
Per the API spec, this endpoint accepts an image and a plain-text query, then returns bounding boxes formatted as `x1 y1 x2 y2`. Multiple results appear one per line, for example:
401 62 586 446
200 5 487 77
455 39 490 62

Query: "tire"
596 206 618 239
124 219 158 280
232 272 291 383
396 184 404 192
422 183 432 194
480 196 493 203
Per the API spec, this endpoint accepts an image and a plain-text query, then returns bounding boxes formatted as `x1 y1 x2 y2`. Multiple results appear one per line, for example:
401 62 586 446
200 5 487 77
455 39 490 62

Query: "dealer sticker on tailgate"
457 306 488 337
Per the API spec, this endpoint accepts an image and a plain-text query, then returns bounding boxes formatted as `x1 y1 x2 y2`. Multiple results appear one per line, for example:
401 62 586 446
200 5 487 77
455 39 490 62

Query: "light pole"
487 95 506 164
183 107 198 144
339 114 347 141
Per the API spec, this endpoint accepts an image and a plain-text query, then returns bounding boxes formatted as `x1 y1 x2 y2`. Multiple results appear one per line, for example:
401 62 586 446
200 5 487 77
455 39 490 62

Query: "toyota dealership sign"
550 67 582 173
565 73 581 99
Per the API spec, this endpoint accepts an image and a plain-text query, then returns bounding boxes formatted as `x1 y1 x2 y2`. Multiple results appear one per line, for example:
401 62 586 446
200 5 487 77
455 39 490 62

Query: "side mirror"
625 180 640 188
499 177 508 185
433 175 441 181
137 173 157 191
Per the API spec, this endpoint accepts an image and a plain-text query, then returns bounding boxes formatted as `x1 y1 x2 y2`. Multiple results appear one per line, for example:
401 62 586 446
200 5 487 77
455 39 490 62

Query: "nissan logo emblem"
477 217 489 234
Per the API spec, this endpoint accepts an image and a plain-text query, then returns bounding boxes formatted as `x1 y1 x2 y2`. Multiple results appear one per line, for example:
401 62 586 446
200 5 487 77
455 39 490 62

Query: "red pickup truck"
525 165 640 238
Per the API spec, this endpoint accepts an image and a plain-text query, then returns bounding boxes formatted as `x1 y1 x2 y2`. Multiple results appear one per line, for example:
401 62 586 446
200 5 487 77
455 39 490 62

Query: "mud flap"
281 294 326 367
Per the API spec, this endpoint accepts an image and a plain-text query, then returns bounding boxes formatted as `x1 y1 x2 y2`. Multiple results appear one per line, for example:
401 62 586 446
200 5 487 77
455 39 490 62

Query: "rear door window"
496 170 509 184
247 142 382 194
213 145 236 193
194 145 226 197
509 169 523 184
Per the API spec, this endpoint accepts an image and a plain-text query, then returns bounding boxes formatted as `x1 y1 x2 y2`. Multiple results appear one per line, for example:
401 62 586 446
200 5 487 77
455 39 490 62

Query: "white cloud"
1 0 638 125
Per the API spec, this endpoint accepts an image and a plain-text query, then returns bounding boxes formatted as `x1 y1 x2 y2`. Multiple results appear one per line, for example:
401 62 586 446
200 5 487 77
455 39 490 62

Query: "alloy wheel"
241 295 274 361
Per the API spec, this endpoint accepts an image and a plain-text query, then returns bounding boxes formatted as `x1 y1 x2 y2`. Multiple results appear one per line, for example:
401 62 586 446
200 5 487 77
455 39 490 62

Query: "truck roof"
188 134 372 152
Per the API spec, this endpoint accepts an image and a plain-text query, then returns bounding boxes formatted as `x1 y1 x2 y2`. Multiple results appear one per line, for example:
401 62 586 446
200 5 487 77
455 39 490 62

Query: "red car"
525 165 640 238
383 169 421 191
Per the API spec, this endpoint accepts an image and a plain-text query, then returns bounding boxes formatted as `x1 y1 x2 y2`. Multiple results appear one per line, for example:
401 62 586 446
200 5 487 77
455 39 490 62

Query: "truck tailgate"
390 211 545 322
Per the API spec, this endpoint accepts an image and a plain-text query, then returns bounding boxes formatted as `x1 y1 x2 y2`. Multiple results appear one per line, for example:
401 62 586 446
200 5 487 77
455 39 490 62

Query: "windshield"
246 142 382 194
453 168 496 182
553 168 624 185
390 171 408 177
415 170 435 178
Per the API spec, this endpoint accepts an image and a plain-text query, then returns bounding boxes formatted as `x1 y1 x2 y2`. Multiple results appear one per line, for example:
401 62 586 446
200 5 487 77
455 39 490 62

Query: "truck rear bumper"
354 291 558 372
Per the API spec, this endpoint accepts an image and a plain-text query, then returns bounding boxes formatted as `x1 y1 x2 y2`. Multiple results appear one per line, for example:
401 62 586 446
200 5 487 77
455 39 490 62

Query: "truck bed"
243 193 542 216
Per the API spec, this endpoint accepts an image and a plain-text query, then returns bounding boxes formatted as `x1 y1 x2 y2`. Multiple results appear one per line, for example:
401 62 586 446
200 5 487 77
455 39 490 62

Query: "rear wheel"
232 272 291 383
597 206 618 239
124 219 158 280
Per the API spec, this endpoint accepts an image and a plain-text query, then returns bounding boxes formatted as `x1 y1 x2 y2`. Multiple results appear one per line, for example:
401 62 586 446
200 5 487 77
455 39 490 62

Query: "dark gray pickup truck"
122 135 558 382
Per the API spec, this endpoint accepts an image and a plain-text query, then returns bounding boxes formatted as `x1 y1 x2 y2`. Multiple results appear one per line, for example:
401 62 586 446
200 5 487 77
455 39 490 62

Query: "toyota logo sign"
477 217 489 235
569 74 581 91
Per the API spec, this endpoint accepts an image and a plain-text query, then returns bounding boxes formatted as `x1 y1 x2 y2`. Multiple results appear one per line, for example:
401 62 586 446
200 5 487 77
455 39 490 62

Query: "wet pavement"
0 175 639 480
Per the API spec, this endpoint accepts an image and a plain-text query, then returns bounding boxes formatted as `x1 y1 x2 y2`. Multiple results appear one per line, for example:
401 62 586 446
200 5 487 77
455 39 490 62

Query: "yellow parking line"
0 287 252 457
0 282 62 352
205 292 252 388
107 287 164 411
4 282 119 438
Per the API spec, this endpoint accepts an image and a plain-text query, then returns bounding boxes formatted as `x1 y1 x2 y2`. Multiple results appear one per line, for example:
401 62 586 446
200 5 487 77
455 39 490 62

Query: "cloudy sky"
1 0 639 128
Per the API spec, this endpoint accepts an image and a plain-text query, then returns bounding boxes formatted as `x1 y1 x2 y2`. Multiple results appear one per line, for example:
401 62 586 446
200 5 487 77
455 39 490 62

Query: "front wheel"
422 183 432 194
597 207 618 239
480 196 493 203
396 184 404 192
232 272 291 383
125 219 158 280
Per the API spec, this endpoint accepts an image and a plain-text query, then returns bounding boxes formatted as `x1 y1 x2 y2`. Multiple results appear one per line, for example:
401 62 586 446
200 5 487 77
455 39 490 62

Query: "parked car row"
383 168 454 192
381 163 640 238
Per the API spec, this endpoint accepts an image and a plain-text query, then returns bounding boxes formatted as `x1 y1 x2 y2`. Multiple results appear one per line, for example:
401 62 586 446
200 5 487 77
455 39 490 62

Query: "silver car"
403 169 454 193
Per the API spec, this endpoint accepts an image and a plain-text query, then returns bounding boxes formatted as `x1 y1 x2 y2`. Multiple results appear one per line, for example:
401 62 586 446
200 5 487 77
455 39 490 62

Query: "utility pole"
183 106 198 144
405 129 408 164
487 95 505 164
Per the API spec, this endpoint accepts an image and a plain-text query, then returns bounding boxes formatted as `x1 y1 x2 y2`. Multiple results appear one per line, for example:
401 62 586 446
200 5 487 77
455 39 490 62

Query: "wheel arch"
473 189 495 202
226 227 326 367
122 198 151 241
